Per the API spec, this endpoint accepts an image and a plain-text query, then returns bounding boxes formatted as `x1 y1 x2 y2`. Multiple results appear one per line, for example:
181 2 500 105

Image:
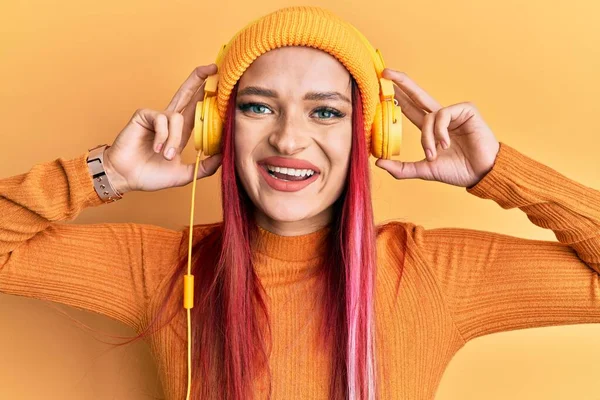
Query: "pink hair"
105 75 378 400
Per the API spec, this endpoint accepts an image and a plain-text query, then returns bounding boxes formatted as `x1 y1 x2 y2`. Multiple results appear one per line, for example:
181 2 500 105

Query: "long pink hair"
111 74 378 400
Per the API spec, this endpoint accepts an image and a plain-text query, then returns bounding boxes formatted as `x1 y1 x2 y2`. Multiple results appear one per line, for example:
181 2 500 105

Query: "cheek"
233 125 252 186
233 120 266 191
234 118 256 162
234 117 264 156
327 127 353 170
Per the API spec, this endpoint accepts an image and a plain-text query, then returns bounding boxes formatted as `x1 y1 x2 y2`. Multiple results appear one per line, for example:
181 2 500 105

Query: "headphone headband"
195 7 402 160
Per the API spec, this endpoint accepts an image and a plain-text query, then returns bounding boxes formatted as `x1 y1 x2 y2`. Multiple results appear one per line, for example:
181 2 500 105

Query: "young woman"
1 6 599 400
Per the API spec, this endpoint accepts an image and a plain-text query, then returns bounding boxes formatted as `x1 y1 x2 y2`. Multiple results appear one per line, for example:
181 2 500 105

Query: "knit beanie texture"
215 6 381 151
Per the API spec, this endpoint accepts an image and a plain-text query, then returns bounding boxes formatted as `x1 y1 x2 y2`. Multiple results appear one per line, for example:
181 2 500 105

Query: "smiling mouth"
262 165 317 181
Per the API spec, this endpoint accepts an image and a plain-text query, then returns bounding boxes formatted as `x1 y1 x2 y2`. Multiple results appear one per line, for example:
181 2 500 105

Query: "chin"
261 202 315 223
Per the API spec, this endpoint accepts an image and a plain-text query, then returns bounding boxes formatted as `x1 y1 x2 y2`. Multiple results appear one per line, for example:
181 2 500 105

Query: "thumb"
375 158 432 180
197 153 223 179
183 153 223 182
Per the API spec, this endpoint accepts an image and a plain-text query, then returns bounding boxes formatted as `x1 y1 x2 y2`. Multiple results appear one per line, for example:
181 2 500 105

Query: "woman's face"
234 46 353 235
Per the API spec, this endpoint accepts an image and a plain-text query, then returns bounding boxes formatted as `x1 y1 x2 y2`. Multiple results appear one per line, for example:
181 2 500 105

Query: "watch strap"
86 144 123 203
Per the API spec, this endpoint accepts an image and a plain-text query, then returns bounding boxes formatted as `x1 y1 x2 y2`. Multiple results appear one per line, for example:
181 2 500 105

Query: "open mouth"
263 165 317 181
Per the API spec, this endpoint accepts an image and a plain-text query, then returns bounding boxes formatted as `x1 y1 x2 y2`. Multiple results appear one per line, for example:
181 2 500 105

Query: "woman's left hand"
375 68 501 188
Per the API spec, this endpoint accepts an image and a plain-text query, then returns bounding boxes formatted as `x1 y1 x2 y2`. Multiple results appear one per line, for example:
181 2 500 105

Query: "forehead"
237 46 351 94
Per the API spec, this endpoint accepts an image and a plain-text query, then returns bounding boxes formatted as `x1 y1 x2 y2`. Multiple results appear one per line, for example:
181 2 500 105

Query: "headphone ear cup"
370 102 385 159
203 97 223 156
371 100 403 159
388 103 403 157
193 97 223 155
193 100 205 152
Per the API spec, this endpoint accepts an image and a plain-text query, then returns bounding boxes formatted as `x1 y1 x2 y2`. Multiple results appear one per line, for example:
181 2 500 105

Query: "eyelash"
237 102 346 119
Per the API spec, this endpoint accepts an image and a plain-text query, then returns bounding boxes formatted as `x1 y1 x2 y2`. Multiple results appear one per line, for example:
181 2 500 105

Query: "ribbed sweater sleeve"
407 142 600 342
0 151 185 330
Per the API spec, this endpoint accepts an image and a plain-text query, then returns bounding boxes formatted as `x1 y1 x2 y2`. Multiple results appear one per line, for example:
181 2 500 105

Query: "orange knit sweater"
1 142 599 399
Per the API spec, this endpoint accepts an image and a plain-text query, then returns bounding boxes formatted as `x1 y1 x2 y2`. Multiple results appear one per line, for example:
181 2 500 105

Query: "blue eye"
314 107 344 119
238 102 272 114
237 102 345 120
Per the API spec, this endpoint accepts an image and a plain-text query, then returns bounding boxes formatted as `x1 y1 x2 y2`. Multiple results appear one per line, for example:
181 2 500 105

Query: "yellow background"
1 0 599 398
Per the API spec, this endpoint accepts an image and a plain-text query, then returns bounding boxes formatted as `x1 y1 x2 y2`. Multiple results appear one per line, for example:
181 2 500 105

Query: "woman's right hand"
102 64 223 194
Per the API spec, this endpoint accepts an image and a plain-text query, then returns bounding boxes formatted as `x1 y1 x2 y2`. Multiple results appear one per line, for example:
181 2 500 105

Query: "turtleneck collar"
251 224 332 281
252 224 331 262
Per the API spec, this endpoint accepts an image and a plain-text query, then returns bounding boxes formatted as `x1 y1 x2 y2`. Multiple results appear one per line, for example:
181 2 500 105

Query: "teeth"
266 165 315 177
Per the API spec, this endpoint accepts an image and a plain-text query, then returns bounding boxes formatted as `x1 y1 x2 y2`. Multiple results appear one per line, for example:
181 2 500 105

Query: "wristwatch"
86 144 123 203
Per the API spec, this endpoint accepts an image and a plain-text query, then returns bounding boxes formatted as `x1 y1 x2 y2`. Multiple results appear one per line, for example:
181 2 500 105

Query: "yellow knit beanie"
215 6 382 152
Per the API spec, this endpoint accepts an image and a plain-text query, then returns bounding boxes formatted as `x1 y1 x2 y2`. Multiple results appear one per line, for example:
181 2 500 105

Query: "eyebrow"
237 86 351 104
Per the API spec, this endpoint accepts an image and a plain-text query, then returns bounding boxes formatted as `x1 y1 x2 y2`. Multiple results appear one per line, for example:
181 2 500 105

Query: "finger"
382 69 442 113
375 158 435 181
421 112 437 161
162 112 184 160
133 108 170 143
392 83 426 129
153 114 169 153
433 109 452 150
442 102 479 131
165 64 218 113
183 153 223 183
180 80 209 137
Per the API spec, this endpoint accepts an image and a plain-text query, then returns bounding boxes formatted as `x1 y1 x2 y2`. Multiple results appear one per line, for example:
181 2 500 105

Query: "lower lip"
257 164 319 192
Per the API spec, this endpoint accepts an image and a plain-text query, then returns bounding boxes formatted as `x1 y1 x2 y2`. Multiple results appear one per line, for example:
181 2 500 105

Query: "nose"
268 112 311 155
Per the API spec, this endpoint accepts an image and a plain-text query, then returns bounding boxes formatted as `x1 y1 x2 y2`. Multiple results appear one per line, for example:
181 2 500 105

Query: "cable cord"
183 151 202 399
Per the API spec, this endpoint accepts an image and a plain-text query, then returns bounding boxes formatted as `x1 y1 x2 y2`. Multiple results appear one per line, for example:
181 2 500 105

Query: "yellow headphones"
183 27 402 400
192 30 402 159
